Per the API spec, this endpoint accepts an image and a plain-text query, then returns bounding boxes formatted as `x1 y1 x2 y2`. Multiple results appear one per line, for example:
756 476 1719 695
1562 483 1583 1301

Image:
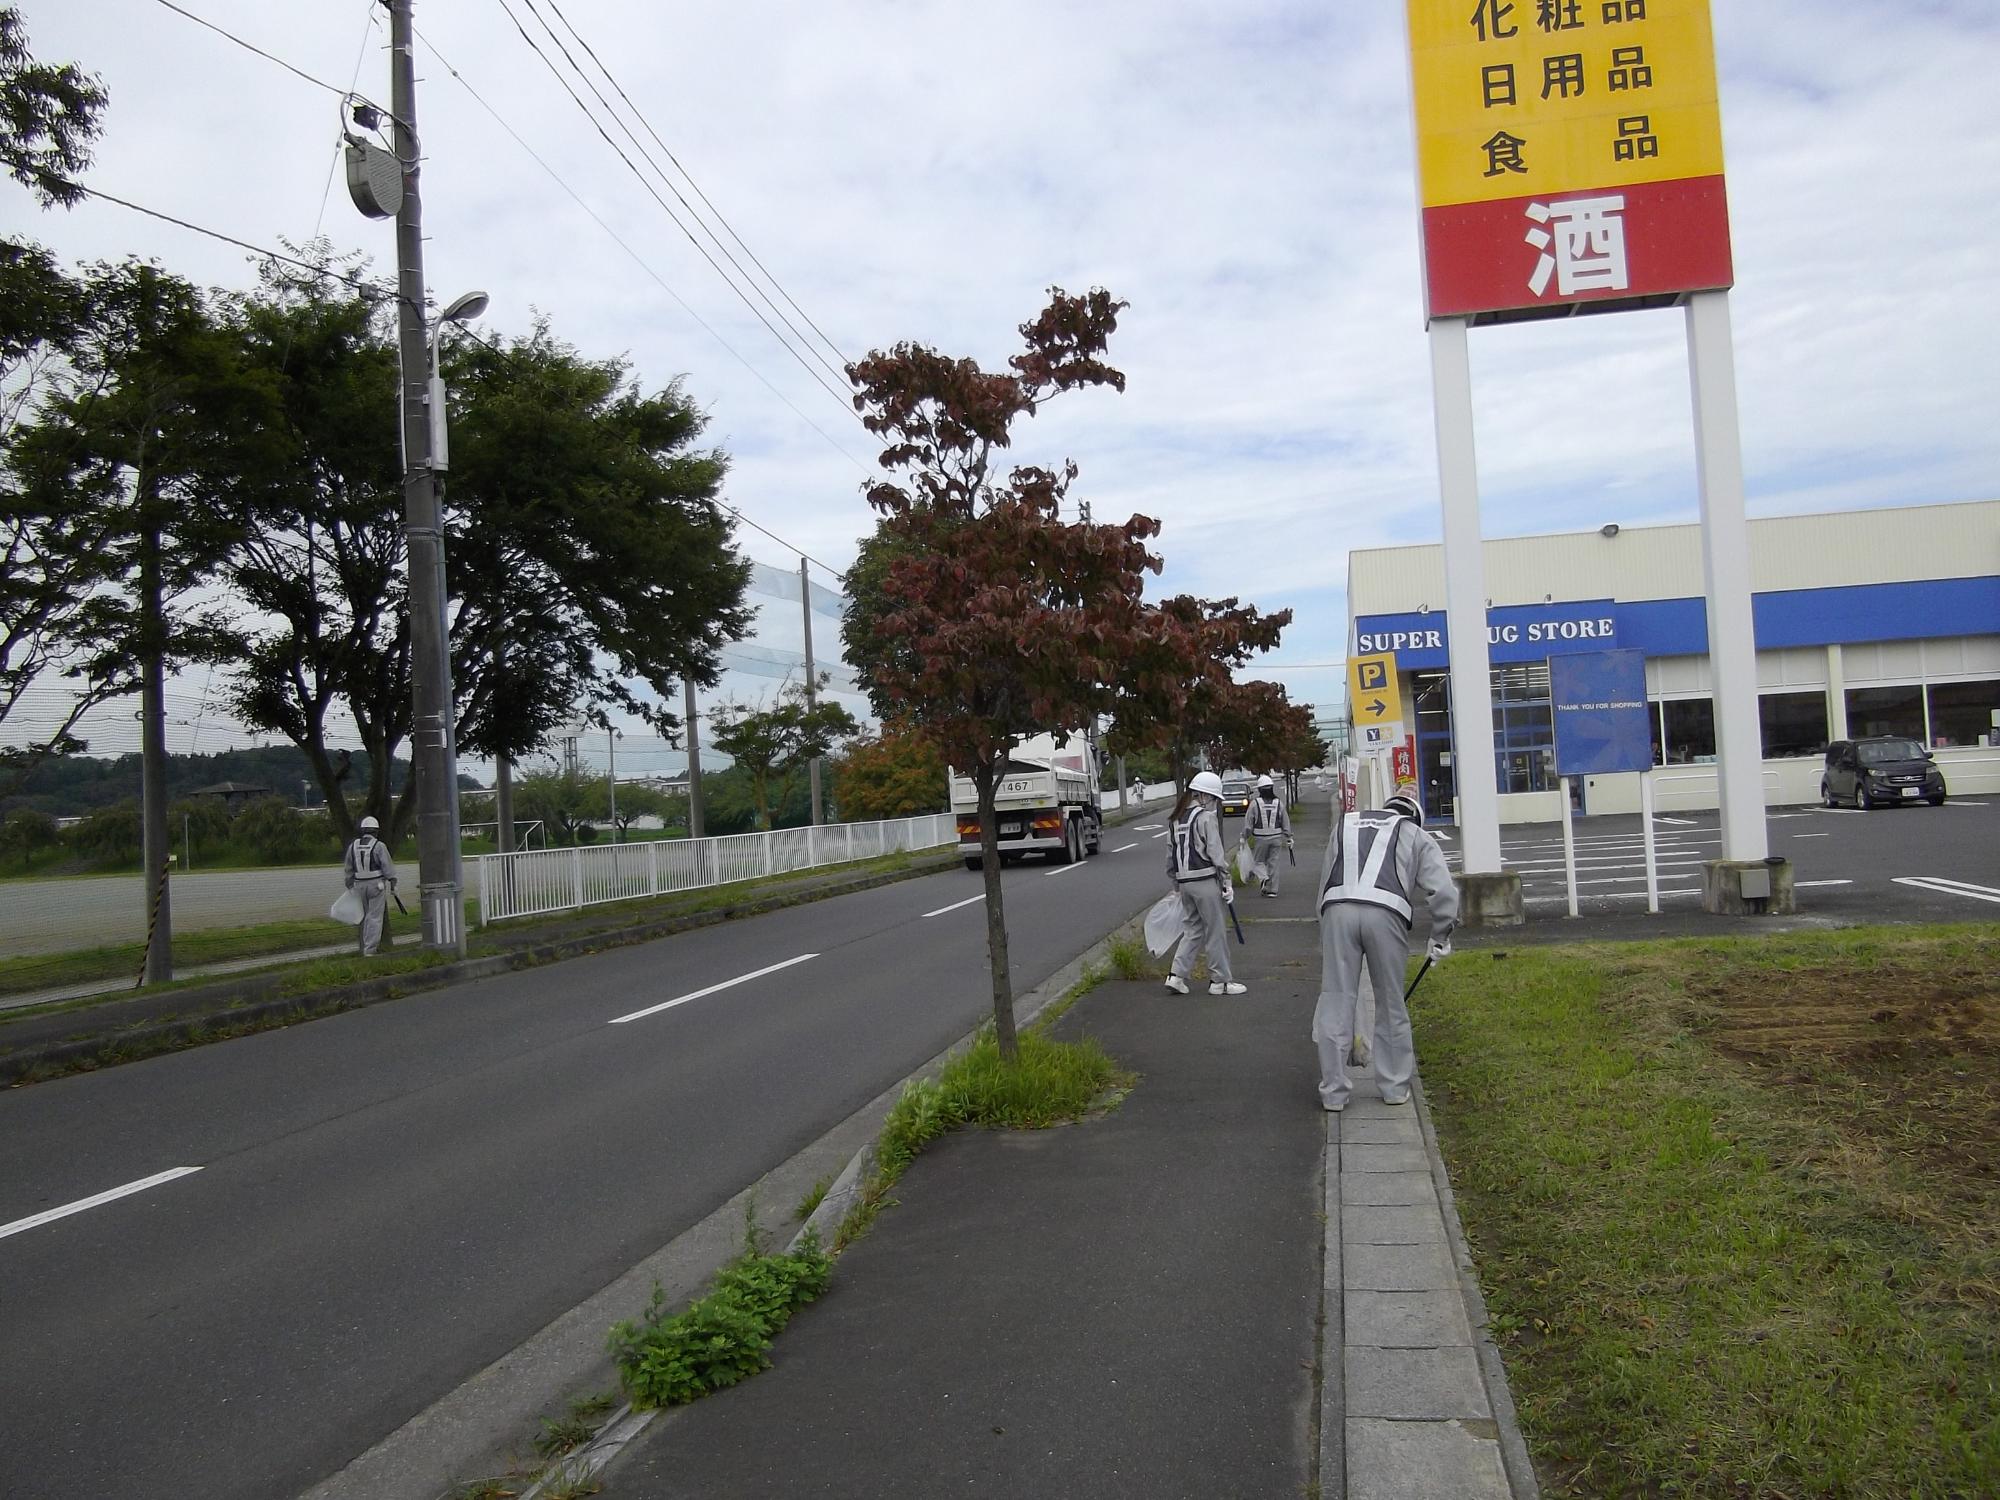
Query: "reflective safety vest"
1170 809 1220 882
1248 795 1285 836
1319 809 1415 925
345 836 390 882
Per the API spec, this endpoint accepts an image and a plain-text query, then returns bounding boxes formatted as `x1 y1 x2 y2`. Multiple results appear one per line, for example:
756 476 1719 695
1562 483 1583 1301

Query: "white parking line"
1528 886 1701 905
922 894 985 918
1949 801 1989 807
1893 876 2000 905
609 954 818 1024
1794 879 1853 888
0 1166 203 1241
1656 816 1698 826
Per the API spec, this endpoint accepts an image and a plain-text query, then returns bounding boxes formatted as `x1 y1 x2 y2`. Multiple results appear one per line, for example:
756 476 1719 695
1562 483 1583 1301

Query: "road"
0 828 1180 1500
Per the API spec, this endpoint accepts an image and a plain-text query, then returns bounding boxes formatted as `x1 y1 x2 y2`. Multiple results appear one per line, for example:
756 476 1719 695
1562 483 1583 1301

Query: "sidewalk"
595 801 1533 1499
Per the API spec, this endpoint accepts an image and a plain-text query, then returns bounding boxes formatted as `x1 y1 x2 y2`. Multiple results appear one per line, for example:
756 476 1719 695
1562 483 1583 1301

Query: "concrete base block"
1347 1418 1511 1500
1452 870 1524 927
1702 857 1796 916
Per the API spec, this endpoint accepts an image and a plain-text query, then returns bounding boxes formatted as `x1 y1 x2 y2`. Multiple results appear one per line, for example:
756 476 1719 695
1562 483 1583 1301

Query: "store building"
1347 500 2000 824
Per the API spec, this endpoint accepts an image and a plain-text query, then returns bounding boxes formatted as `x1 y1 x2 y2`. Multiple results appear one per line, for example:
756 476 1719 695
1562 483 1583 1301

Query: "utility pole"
607 725 619 841
683 677 705 841
800 556 823 824
387 0 464 956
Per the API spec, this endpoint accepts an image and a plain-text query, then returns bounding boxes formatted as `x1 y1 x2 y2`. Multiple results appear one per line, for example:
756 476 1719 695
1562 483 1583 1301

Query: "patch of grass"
836 1028 1131 1250
1412 926 2000 1500
1105 931 1150 981
608 1230 833 1411
533 1390 619 1459
795 1174 833 1220
449 1479 522 1500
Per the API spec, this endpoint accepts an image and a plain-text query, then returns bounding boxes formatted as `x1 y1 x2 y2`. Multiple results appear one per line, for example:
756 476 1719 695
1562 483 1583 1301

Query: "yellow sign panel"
1348 656 1404 729
1408 0 1724 208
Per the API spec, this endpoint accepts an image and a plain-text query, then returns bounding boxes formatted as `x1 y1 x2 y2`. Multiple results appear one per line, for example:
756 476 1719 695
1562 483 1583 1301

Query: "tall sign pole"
800 557 824 824
388 0 465 954
1403 0 1776 916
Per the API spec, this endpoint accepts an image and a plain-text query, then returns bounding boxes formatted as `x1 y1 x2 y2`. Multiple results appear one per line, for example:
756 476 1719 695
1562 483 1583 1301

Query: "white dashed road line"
1794 879 1853 888
1150 830 1170 840
1792 832 1831 839
609 953 818 1025
1110 844 1136 853
1045 861 1086 877
922 894 985 918
0 1167 203 1242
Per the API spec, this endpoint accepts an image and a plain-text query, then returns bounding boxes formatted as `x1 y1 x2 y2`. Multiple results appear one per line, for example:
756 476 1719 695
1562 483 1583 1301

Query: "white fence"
474 812 960 926
472 780 1183 926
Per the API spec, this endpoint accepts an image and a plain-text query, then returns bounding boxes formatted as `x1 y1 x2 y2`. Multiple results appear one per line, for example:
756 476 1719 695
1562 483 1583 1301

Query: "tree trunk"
138 514 172 986
495 756 515 853
974 758 1018 1061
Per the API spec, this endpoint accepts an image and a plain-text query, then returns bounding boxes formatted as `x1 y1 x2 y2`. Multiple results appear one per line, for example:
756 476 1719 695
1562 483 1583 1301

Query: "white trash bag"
1233 841 1257 884
329 886 365 925
1143 893 1186 957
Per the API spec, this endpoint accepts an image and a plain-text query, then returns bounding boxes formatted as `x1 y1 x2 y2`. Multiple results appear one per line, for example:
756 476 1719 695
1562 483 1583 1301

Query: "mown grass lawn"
1413 925 2000 1500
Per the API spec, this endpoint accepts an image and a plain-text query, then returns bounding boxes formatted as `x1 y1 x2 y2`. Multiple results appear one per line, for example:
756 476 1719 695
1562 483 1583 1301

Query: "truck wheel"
964 858 982 872
1056 818 1082 864
1085 819 1102 855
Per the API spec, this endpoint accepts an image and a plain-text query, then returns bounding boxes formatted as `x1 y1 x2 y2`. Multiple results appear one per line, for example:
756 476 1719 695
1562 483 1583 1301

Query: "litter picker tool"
1227 895 1246 945
391 886 408 915
1403 955 1433 1003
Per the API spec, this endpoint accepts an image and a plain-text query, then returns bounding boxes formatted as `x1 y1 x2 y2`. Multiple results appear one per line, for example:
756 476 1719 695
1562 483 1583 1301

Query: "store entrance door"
1417 732 1456 825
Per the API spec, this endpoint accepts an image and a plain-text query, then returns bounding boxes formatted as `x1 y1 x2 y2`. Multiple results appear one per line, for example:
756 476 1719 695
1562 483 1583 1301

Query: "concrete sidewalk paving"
594 801 1536 1499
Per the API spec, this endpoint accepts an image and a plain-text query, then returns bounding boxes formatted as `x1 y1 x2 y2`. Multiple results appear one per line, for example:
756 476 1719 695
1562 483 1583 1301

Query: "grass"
795 1174 833 1220
1412 924 2000 1500
534 1391 619 1458
835 1026 1132 1251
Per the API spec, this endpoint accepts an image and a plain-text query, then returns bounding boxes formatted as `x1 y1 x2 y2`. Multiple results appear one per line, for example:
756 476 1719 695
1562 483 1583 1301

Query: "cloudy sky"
12 0 1999 769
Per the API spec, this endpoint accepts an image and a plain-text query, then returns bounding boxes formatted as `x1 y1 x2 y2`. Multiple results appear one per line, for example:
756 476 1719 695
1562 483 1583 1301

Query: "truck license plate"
1000 819 1023 833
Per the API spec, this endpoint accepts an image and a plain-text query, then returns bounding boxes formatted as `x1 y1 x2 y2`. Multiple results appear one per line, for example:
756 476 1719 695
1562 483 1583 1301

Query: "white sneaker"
1163 975 1189 994
1208 980 1247 995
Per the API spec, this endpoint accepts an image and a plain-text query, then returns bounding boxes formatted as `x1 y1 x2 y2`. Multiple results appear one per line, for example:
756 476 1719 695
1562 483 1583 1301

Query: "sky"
9 0 1999 775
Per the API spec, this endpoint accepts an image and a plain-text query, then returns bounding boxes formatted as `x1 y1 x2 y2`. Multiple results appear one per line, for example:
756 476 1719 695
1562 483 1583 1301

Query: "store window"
1490 664 1555 794
1759 691 1828 759
1846 684 1924 741
1926 678 2000 748
1661 698 1716 763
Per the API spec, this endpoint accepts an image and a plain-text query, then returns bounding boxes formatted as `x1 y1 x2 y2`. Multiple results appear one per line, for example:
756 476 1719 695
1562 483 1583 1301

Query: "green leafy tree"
230 797 336 866
708 677 860 831
0 804 56 867
67 799 139 865
0 7 107 210
844 287 1162 1060
831 728 946 821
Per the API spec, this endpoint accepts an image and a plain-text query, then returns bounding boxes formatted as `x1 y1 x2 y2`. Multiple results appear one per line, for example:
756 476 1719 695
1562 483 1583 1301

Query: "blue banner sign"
1550 649 1653 777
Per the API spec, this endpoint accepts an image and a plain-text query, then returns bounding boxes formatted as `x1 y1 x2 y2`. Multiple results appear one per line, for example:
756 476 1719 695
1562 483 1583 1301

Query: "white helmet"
1190 771 1225 799
359 815 380 831
1383 794 1423 826
1256 774 1274 789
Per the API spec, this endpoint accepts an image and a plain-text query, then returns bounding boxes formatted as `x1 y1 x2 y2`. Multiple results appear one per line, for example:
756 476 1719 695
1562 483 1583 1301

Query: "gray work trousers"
1312 902 1415 1109
1171 881 1233 983
1249 833 1288 893
355 879 389 956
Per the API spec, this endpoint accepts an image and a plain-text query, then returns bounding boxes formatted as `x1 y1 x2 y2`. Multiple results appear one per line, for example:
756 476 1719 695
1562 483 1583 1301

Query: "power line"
535 0 854 375
76 186 393 297
415 25 874 482
151 0 350 96
488 0 863 424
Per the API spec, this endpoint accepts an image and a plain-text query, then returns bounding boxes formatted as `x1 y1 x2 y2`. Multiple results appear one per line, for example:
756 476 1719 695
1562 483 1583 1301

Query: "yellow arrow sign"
1348 654 1404 728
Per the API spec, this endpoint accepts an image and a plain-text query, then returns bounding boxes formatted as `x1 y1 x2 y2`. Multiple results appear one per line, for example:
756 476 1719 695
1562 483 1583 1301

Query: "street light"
427 290 487 471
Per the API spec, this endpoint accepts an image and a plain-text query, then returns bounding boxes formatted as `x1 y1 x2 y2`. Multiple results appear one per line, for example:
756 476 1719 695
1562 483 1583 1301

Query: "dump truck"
949 734 1103 869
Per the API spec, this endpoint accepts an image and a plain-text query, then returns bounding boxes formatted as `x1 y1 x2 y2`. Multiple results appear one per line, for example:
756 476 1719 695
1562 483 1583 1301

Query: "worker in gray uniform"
1242 773 1294 896
1165 770 1245 996
1312 792 1456 1110
342 814 398 956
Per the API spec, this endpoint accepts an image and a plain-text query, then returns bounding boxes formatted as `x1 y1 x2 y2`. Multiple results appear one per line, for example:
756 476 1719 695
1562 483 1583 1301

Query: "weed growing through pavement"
1105 931 1149 980
607 1230 833 1411
533 1391 619 1459
795 1174 832 1220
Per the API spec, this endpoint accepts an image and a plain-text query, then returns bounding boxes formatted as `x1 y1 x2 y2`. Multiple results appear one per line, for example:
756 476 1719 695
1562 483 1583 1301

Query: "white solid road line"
1045 860 1086 876
1949 801 1989 807
609 953 818 1025
1792 832 1831 839
1110 843 1136 853
1794 879 1853 888
1893 876 2000 905
1656 816 1698 826
921 894 985 918
0 1166 203 1242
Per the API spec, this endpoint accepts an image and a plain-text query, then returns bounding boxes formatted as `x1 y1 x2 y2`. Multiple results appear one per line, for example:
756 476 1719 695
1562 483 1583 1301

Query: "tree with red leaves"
844 288 1160 1060
1108 594 1293 790
1205 678 1315 781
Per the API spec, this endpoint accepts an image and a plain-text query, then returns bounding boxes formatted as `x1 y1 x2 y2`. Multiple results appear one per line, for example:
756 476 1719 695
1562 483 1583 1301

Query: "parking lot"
1434 795 2000 923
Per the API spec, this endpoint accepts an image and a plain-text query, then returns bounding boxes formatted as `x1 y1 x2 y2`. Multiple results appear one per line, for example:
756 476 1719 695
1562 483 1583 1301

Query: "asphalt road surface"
0 831 1182 1500
1437 797 2000 920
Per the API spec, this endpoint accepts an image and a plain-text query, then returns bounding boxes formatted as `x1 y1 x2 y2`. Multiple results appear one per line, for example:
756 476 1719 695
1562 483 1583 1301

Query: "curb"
1410 1072 1543 1500
0 853 960 1087
512 901 1154 1499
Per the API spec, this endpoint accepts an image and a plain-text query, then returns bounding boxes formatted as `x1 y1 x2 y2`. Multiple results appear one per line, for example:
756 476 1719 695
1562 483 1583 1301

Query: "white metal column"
1826 644 1848 743
1429 316 1503 875
1685 290 1768 863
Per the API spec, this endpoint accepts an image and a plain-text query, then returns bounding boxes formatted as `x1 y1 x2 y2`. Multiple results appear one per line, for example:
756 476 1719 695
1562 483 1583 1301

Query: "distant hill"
0 745 474 819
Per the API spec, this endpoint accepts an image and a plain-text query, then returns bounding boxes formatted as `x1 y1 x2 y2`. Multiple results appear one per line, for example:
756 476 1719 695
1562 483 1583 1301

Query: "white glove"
1427 938 1451 962
1221 880 1235 905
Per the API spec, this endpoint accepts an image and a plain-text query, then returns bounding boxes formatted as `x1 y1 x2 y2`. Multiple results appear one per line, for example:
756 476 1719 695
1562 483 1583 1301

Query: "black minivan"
1821 737 1948 809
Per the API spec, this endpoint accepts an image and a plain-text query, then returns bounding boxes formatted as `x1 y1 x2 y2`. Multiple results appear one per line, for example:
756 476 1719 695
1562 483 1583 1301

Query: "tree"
708 677 860 831
1203 679 1314 780
845 287 1162 1060
831 727 947 821
0 804 56 867
1107 594 1291 792
0 7 106 210
219 267 754 841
